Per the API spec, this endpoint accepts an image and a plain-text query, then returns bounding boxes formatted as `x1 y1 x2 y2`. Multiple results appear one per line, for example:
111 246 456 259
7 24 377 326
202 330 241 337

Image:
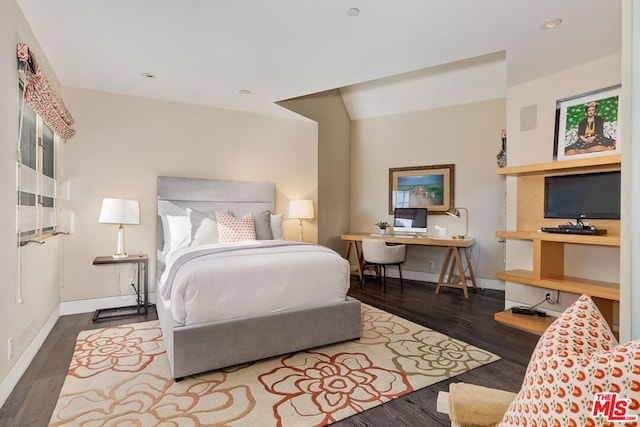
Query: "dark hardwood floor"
337 278 539 426
0 278 539 426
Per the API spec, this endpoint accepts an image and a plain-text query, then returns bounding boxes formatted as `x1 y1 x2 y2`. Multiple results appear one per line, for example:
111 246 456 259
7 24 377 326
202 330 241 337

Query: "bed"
156 176 361 379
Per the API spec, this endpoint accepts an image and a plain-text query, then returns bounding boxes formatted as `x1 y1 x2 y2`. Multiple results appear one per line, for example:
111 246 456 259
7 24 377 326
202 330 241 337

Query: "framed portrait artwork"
554 85 621 161
388 164 454 214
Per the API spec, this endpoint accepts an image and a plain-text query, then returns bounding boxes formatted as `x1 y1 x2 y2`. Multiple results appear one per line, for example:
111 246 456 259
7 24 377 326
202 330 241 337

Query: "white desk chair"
361 238 406 292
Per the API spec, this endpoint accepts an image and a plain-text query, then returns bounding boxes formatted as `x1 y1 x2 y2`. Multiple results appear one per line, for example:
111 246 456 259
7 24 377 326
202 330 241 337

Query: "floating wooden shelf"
496 230 620 247
496 154 621 176
494 310 556 335
496 269 619 301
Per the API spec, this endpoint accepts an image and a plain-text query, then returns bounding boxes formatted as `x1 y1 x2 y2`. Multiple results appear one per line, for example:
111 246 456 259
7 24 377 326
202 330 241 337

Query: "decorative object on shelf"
99 198 140 259
446 207 468 239
388 164 455 215
434 224 447 237
288 199 314 242
375 221 390 235
496 129 507 168
553 85 621 161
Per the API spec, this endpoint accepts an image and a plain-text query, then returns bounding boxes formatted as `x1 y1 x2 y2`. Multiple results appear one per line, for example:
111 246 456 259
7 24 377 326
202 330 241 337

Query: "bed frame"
156 176 361 379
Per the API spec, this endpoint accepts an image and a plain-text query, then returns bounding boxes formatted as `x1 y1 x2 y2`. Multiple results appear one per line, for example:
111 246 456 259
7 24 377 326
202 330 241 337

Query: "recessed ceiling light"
347 8 360 17
541 18 562 30
239 89 251 96
140 72 155 78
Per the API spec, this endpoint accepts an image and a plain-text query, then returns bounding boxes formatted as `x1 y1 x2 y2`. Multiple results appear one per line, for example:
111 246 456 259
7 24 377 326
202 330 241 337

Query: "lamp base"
298 219 304 242
113 225 128 259
112 253 129 259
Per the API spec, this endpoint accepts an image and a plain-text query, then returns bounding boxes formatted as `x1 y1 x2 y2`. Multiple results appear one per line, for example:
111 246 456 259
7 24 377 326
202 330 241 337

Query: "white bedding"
158 241 350 325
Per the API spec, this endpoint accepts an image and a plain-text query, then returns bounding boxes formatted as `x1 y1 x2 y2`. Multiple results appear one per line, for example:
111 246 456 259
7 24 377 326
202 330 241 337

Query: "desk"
340 234 477 297
92 254 149 321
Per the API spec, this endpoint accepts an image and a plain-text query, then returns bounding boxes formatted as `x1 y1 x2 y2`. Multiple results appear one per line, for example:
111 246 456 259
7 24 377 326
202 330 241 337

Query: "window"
17 79 60 239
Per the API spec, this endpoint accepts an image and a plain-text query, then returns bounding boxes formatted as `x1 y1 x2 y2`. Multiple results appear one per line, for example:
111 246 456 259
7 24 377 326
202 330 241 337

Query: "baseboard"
364 269 505 291
0 306 60 408
60 293 157 315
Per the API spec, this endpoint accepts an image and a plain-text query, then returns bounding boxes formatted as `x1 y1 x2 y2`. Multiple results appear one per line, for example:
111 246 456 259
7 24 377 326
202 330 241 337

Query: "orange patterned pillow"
215 211 256 243
499 295 640 426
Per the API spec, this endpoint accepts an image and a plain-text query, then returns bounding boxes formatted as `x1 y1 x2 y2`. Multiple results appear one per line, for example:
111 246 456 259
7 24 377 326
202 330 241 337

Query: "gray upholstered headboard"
156 176 276 277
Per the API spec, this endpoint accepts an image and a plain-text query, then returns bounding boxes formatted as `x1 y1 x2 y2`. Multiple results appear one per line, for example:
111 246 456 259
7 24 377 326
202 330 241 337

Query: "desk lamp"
446 207 468 239
99 198 140 258
288 199 314 242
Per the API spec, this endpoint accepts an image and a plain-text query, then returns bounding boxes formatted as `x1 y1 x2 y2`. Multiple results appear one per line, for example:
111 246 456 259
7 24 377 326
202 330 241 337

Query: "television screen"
544 171 621 220
393 208 428 234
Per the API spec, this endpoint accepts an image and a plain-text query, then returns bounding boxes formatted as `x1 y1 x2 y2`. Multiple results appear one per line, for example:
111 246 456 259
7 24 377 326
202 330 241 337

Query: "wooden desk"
340 233 477 297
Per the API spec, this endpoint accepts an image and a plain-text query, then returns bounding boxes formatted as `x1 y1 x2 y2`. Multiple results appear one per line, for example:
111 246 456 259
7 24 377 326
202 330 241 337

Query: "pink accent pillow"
499 295 640 426
216 211 256 243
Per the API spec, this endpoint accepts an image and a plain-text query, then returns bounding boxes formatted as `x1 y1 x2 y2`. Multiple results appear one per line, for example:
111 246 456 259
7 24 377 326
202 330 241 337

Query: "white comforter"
158 241 350 325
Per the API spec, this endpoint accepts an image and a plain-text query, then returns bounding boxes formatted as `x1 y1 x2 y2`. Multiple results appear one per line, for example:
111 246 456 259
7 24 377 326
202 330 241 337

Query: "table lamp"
288 199 314 242
446 207 469 239
99 198 140 258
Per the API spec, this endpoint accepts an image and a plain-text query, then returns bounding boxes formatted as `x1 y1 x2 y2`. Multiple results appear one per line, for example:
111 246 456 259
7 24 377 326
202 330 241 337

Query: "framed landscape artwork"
388 164 454 214
554 85 621 161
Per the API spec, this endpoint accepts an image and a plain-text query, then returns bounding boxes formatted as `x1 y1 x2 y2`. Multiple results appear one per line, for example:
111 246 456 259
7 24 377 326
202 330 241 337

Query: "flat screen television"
544 171 621 221
393 208 428 234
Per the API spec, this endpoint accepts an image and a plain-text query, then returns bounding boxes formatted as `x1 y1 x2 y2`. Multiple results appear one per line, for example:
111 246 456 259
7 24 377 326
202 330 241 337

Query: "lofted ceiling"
16 0 621 119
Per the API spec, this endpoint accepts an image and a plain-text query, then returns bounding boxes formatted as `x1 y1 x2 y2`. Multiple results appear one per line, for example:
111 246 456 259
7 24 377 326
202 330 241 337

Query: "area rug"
49 304 499 426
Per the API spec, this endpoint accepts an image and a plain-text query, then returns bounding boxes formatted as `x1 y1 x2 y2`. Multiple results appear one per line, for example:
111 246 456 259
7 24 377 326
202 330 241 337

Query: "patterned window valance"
17 43 75 140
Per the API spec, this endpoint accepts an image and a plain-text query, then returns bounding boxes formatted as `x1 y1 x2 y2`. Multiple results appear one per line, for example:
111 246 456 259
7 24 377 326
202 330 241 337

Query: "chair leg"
360 262 366 288
382 265 387 293
363 262 405 293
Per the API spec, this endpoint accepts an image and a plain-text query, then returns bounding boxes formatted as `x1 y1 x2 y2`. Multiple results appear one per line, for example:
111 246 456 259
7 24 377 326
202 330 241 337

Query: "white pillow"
161 215 191 255
188 208 220 247
270 213 283 240
161 215 174 254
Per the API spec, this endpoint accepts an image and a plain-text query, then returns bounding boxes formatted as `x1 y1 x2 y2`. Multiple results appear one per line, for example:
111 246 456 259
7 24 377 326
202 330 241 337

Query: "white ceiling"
340 51 507 120
16 0 621 119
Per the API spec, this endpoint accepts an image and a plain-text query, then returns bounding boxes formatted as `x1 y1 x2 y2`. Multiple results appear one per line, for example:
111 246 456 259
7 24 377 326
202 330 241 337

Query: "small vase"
379 228 388 235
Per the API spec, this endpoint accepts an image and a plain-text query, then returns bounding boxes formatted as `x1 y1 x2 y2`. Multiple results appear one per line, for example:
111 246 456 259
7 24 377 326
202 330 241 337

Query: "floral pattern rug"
49 304 499 426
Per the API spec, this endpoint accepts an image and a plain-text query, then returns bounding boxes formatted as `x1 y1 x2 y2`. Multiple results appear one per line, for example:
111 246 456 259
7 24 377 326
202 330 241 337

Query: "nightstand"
92 254 149 322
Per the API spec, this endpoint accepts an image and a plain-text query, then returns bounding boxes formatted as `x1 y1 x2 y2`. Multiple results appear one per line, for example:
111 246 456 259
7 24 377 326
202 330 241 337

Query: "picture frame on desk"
388 164 454 215
553 85 621 161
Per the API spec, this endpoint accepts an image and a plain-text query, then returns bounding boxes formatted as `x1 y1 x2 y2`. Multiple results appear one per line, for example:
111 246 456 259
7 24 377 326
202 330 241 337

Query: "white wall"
504 54 622 318
279 89 352 253
506 54 621 167
0 0 62 392
341 51 506 120
60 87 318 301
350 98 506 285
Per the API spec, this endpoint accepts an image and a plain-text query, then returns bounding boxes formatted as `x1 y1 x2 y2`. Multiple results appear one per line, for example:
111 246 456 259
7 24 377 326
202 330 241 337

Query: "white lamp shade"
288 199 315 219
99 198 140 225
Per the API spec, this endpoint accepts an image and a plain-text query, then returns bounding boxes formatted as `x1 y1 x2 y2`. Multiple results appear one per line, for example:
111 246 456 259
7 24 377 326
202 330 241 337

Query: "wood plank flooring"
0 278 540 426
